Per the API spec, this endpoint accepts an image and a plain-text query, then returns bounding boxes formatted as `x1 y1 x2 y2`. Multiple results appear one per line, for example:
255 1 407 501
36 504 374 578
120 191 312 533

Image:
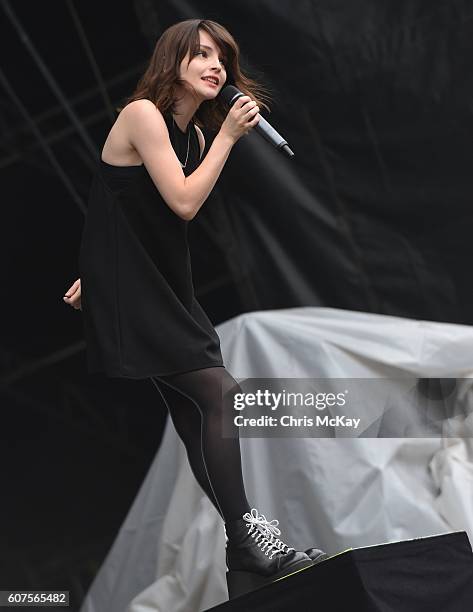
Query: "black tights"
150 366 251 522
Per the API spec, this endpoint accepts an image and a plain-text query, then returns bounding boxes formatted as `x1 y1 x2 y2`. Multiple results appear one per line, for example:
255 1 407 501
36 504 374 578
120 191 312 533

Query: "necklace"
172 116 191 168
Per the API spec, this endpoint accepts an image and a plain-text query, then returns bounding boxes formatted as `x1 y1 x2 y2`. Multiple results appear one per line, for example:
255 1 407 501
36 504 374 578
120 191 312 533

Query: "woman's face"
179 29 227 101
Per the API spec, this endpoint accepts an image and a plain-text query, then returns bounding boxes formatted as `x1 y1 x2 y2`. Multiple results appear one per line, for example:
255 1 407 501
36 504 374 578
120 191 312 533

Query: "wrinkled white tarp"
79 307 473 612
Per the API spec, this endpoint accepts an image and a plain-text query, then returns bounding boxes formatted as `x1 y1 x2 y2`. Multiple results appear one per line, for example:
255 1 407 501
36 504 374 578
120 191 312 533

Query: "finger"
240 101 258 115
243 105 259 119
67 279 80 293
235 95 251 109
64 279 80 297
63 287 81 304
68 288 81 301
243 112 260 131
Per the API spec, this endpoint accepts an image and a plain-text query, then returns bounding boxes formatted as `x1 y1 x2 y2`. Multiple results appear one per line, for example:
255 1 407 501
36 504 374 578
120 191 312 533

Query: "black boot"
240 507 329 564
262 532 328 563
304 547 328 562
225 508 314 599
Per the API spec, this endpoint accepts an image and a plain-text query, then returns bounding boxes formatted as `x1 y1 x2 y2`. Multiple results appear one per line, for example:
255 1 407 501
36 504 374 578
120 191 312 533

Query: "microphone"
220 85 294 158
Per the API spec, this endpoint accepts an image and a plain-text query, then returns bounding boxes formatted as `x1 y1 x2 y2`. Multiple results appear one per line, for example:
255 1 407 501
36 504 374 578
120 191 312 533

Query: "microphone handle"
254 116 294 157
226 90 294 158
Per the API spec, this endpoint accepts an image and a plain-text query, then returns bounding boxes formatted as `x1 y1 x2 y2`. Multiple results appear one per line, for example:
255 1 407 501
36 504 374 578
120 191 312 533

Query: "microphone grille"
219 85 243 106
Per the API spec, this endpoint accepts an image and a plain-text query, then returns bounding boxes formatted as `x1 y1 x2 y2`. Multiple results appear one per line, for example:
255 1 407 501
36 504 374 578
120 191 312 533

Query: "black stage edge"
206 531 473 611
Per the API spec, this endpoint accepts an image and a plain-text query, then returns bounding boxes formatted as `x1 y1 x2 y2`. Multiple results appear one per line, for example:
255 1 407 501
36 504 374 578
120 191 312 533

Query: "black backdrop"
173 0 473 323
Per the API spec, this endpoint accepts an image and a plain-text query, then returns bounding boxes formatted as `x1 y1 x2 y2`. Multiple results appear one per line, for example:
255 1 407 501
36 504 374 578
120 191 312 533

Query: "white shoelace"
243 508 294 558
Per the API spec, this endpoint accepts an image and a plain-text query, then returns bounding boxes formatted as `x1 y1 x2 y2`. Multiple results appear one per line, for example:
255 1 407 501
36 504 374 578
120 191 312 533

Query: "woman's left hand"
63 278 82 310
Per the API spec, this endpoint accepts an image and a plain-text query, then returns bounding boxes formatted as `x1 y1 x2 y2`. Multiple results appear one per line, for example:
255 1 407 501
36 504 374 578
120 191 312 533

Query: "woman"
64 19 326 598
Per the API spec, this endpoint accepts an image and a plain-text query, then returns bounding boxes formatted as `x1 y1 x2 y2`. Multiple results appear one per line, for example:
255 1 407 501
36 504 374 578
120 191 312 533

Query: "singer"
63 18 325 598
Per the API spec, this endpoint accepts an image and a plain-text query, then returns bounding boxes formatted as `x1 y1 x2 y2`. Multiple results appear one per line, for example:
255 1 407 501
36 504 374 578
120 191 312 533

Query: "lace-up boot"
251 509 328 564
225 508 314 598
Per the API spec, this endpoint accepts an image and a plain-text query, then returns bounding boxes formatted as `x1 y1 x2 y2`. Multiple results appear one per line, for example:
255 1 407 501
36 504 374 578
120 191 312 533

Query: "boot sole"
226 557 314 599
310 551 329 564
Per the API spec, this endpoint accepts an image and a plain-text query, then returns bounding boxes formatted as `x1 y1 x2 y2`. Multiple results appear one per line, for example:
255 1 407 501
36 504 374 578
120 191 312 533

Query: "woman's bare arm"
124 97 259 220
194 124 205 159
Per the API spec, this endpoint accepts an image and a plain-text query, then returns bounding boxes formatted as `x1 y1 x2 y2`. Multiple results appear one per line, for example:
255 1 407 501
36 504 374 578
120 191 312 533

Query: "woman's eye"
196 50 225 66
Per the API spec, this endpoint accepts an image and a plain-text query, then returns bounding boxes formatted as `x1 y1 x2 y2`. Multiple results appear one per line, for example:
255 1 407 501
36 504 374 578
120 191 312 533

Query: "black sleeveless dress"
78 111 223 378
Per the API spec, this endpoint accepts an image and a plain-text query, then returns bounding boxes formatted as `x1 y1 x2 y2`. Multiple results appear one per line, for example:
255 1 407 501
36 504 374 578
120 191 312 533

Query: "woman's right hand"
63 278 82 310
219 96 260 143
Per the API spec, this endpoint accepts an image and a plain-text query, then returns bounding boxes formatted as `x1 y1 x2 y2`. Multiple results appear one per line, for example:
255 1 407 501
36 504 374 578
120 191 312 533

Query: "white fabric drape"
79 307 473 612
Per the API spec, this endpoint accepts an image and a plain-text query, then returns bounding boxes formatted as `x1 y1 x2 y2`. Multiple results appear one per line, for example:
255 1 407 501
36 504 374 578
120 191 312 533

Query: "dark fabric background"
141 0 473 323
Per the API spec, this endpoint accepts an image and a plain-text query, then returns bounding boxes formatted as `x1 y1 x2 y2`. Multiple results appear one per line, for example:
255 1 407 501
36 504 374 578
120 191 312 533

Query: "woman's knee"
163 367 241 415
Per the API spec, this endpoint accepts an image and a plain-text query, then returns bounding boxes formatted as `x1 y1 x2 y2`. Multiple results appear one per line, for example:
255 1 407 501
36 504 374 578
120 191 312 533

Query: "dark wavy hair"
123 19 271 131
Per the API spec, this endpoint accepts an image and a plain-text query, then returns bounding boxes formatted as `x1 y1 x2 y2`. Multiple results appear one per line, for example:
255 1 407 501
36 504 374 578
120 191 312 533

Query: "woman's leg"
152 367 320 596
153 366 251 522
149 377 223 517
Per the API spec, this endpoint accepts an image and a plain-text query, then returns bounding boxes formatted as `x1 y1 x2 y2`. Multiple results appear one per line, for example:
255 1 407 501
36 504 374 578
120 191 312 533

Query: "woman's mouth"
202 77 218 88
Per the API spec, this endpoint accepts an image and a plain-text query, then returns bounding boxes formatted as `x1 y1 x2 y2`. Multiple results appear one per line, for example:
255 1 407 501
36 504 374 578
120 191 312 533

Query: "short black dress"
78 111 223 378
